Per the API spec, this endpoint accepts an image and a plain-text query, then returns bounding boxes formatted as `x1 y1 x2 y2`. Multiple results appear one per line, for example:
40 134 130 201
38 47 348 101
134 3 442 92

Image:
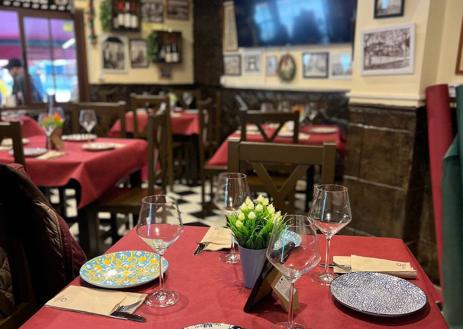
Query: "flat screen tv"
234 0 357 47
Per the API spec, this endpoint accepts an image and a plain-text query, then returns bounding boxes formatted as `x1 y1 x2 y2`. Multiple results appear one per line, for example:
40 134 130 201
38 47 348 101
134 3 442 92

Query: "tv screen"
234 0 357 47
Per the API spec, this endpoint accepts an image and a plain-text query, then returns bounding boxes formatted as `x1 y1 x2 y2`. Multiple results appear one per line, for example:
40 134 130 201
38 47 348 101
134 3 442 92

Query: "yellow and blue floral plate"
80 250 168 289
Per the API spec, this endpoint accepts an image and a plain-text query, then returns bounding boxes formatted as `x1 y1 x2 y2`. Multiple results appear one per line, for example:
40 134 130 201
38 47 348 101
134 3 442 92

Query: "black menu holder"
244 260 278 313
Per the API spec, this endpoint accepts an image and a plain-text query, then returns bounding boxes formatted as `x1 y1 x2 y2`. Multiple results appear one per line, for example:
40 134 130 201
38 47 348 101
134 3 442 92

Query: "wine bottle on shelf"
117 0 125 28
131 1 138 29
159 44 166 61
165 43 172 63
124 1 131 28
172 43 179 63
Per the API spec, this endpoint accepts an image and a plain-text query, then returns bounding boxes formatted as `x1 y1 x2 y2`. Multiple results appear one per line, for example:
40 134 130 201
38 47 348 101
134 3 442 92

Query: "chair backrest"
66 102 127 137
228 141 336 212
129 94 169 138
0 122 25 166
239 110 300 143
146 111 169 194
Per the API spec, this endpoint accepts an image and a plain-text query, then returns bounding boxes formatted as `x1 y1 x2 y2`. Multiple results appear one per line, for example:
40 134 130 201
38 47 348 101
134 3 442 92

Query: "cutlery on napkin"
196 226 232 253
37 151 66 160
333 255 417 279
45 286 146 320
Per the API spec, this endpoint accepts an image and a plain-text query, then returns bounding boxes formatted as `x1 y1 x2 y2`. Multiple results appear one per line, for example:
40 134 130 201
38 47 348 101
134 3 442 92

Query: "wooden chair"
66 102 127 137
239 110 299 143
0 121 25 166
88 111 169 247
198 98 226 213
227 141 336 213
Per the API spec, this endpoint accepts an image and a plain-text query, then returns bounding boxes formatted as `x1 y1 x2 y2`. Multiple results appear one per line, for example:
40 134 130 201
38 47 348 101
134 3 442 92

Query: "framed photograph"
167 0 189 20
243 53 261 74
277 54 296 82
141 0 164 23
302 52 329 78
361 24 415 75
101 35 128 73
455 18 463 74
130 39 149 68
330 52 352 79
374 0 405 18
266 55 277 76
224 55 241 76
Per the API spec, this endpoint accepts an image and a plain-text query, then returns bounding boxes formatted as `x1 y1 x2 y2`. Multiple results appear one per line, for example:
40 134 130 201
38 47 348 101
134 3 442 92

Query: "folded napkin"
333 255 417 279
200 226 232 251
45 286 146 317
37 151 66 160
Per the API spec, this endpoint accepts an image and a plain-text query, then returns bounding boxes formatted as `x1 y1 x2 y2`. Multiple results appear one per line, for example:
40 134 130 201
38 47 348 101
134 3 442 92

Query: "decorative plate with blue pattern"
80 250 168 289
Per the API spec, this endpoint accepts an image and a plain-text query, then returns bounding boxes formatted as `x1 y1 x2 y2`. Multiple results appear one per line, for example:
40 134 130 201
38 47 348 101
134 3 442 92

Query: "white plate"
184 324 245 329
308 126 337 134
1 138 29 147
9 147 47 157
62 134 97 142
82 142 116 151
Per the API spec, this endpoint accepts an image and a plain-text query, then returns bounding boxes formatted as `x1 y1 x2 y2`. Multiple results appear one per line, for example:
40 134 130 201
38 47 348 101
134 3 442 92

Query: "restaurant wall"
74 0 194 85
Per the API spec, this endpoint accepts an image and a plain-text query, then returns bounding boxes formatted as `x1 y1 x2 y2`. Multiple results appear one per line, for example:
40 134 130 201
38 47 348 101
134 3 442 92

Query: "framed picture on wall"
302 52 329 78
243 53 261 74
130 39 149 68
455 18 463 74
101 35 128 73
224 55 241 76
266 55 277 76
330 52 352 79
167 0 189 20
361 24 415 75
141 0 164 23
374 0 405 18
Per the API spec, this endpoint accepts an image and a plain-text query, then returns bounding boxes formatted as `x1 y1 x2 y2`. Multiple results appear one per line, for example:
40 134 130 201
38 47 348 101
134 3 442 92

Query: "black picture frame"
129 39 149 68
374 0 405 19
224 55 241 76
302 52 329 79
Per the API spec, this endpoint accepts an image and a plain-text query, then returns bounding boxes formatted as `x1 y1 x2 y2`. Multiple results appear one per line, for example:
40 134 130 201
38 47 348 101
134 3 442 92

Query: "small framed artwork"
361 24 415 75
167 0 189 20
101 35 128 73
330 52 352 79
159 66 172 79
266 55 277 76
302 52 329 78
243 53 261 74
130 39 149 68
374 0 405 19
224 55 241 76
456 18 463 74
141 0 164 23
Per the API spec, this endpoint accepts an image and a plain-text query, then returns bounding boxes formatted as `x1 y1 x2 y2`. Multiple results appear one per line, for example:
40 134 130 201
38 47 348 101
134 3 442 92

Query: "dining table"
20 226 447 329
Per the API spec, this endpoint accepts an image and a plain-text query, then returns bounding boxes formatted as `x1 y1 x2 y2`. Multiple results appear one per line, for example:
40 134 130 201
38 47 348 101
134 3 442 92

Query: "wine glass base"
313 272 338 285
272 321 306 329
146 289 179 308
220 252 240 264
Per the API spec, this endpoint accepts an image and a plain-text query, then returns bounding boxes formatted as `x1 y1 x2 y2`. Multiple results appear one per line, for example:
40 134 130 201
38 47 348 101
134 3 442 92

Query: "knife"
111 311 146 323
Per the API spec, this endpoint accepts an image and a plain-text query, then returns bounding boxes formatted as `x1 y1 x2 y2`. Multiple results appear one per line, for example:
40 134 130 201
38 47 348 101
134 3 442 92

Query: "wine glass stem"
157 253 164 291
47 133 52 150
324 237 332 275
230 235 236 256
288 281 295 325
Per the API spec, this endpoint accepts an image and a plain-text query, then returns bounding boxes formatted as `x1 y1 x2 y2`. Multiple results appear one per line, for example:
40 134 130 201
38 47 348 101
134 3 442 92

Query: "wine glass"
213 172 250 263
79 110 97 134
266 215 320 329
182 92 193 109
136 195 184 307
39 107 65 150
309 184 351 284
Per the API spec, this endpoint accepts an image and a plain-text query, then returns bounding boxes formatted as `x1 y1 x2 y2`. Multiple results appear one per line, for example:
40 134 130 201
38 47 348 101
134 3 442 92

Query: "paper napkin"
45 286 146 317
200 226 232 251
37 151 66 160
333 255 417 279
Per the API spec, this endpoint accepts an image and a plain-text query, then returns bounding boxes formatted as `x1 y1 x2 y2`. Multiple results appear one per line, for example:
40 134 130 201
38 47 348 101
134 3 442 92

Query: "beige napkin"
37 151 66 160
45 286 146 317
333 255 417 279
200 226 232 251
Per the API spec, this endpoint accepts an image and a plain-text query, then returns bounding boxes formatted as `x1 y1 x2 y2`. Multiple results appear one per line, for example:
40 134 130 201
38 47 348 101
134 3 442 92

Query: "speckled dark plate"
330 272 427 317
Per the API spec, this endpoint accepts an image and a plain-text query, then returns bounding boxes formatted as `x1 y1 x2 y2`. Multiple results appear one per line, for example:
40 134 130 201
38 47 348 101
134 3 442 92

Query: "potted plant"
227 195 283 288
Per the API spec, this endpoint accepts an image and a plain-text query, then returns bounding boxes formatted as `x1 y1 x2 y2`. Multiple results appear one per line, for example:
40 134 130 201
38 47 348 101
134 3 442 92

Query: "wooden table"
21 227 447 329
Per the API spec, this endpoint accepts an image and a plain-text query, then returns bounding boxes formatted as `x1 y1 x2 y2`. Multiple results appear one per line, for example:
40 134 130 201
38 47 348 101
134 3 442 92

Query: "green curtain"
442 85 463 328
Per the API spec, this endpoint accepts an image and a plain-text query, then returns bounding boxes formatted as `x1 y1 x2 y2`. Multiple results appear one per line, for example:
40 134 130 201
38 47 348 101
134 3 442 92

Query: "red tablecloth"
0 136 147 208
110 110 200 136
207 125 345 167
21 227 446 329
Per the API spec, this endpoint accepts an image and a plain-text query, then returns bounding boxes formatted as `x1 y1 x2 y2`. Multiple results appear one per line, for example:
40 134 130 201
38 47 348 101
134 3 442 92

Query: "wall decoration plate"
277 54 296 82
80 250 168 289
184 324 245 329
273 230 301 250
330 272 427 317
